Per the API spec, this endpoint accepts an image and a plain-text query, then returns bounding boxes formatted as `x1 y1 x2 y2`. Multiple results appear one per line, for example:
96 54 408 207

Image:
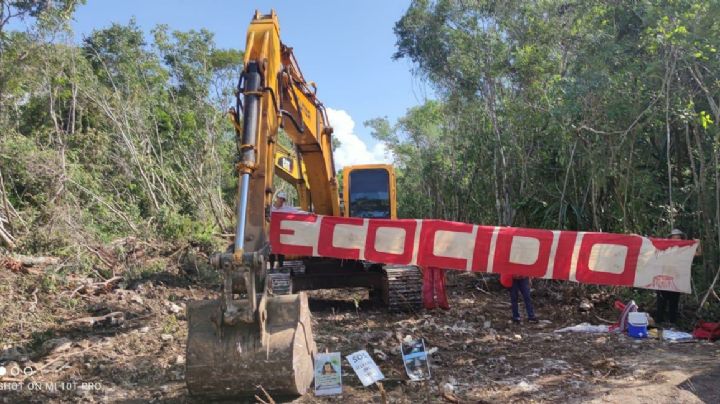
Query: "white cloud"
326 108 393 169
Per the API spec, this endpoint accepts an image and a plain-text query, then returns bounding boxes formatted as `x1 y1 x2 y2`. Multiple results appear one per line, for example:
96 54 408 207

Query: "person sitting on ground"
501 274 538 324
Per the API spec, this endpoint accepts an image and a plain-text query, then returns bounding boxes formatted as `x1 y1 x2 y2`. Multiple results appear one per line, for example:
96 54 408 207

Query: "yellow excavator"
185 11 422 399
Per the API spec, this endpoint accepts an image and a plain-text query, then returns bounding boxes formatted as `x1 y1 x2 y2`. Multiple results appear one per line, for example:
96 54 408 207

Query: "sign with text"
270 213 699 293
346 350 384 387
314 352 342 396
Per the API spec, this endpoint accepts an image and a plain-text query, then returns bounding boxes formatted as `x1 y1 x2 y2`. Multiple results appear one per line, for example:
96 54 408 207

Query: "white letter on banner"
568 232 585 282
542 231 561 279
588 244 628 274
280 218 321 256
374 226 407 254
508 236 541 266
431 230 475 266
332 221 368 258
410 220 423 265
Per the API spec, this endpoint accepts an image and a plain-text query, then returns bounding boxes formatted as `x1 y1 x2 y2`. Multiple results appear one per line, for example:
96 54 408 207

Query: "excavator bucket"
185 292 316 399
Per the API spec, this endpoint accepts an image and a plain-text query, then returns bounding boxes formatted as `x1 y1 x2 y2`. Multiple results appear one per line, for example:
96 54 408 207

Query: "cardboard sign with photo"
401 338 431 381
314 352 342 396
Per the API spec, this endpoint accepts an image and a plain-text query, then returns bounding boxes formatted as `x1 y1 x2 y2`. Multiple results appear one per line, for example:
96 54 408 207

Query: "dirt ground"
1 260 718 404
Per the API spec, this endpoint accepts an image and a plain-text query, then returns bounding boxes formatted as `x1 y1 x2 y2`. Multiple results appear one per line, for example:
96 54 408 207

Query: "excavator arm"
232 10 338 259
185 10 332 399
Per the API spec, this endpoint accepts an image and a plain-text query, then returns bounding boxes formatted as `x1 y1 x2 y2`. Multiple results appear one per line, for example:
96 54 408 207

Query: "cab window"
348 169 390 218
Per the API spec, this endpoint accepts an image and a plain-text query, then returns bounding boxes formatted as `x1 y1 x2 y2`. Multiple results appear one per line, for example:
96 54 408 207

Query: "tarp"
269 213 698 293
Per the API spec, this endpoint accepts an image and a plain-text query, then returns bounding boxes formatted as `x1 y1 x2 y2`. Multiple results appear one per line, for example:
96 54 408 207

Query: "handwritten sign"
314 352 342 396
346 350 384 387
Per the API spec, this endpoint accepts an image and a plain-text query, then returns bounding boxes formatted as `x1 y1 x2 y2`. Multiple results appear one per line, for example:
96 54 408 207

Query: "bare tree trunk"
684 123 700 192
697 265 720 315
492 147 502 224
665 67 674 230
714 131 720 275
558 138 577 228
0 167 12 233
0 225 15 249
485 79 512 225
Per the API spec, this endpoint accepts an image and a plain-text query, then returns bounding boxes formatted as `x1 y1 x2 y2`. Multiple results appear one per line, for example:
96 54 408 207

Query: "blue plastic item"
627 312 648 339
628 323 648 338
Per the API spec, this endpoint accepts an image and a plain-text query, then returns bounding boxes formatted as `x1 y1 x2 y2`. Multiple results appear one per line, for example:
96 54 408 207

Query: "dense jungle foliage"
0 1 718 314
0 0 242 260
368 0 720 311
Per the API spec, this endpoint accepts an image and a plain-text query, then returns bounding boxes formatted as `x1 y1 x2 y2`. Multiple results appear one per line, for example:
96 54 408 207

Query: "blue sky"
62 0 433 167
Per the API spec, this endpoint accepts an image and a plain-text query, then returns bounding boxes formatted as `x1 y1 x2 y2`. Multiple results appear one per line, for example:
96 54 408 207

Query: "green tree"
387 0 720 297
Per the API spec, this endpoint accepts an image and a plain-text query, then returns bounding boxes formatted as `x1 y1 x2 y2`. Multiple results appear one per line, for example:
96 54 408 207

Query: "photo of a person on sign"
321 362 337 375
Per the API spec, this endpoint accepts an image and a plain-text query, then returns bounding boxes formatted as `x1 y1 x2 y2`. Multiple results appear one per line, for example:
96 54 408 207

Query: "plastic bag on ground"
662 330 694 342
554 322 610 333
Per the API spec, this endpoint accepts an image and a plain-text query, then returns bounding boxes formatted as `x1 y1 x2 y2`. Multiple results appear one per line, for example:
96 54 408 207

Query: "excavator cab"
343 164 397 219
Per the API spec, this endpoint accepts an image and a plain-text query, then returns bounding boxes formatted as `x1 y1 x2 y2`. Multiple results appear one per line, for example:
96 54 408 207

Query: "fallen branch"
30 287 38 306
255 385 275 404
2 257 38 274
66 178 140 234
697 265 720 314
35 346 93 374
81 244 117 270
0 168 14 233
594 314 616 324
376 381 388 404
474 284 491 295
12 255 60 266
0 225 15 249
0 171 26 230
68 311 125 329
70 276 123 297
442 389 461 403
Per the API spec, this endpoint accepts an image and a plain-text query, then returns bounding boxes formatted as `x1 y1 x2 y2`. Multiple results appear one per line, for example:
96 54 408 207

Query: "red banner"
270 213 698 293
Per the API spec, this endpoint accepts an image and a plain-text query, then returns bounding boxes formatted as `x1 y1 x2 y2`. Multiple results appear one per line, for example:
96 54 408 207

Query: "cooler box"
627 312 648 338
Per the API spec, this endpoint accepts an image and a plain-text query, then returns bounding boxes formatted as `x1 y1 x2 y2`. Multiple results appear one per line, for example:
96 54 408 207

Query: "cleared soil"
1 260 718 403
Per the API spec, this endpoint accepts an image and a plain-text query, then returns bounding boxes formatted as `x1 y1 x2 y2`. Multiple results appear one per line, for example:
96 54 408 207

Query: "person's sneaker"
512 318 521 324
528 317 539 323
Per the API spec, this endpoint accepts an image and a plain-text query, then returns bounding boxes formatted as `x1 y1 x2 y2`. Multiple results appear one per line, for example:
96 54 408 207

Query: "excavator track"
382 265 423 312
